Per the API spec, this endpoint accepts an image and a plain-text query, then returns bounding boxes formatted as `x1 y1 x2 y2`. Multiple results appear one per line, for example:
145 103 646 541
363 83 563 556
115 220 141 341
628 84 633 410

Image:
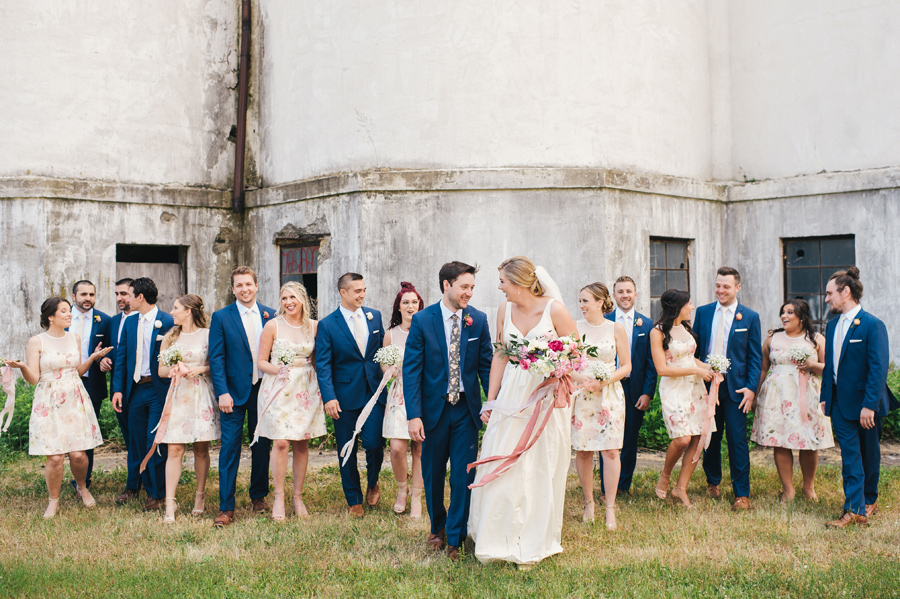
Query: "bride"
468 256 578 568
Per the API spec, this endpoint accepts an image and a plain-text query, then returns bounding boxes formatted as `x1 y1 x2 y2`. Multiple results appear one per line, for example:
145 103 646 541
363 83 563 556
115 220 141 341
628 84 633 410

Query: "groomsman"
209 266 274 526
599 276 657 494
67 280 110 490
821 267 899 528
694 267 762 510
315 273 386 518
111 277 174 511
404 262 492 561
99 278 140 503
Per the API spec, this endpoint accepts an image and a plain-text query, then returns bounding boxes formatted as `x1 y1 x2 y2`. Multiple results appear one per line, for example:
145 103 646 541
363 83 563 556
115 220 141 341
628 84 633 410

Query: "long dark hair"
389 282 424 329
654 289 697 351
768 298 816 345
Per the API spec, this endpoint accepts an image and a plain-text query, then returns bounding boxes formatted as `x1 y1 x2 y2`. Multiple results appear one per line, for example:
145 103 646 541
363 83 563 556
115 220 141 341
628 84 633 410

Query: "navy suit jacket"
105 311 134 393
605 310 658 402
403 302 493 431
693 302 763 402
315 307 386 410
67 309 111 402
111 309 175 401
821 308 899 420
208 302 275 406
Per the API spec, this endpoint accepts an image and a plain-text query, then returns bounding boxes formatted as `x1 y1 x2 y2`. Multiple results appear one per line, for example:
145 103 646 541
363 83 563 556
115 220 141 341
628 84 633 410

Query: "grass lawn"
0 453 897 599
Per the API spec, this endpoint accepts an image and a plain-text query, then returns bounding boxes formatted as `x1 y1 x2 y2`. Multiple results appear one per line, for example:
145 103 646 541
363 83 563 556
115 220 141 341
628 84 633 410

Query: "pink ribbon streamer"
797 370 811 423
467 375 575 489
0 366 16 435
692 372 722 464
339 369 394 467
140 363 187 473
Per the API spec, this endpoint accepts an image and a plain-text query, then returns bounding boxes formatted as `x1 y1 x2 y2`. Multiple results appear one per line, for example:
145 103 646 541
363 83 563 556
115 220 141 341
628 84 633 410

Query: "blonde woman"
255 282 326 521
157 294 219 523
572 283 631 529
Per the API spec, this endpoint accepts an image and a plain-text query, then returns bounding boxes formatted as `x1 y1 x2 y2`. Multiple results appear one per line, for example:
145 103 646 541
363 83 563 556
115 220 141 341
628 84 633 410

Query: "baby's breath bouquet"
271 346 297 366
374 345 403 367
788 344 813 365
159 343 186 367
589 361 615 381
707 354 731 374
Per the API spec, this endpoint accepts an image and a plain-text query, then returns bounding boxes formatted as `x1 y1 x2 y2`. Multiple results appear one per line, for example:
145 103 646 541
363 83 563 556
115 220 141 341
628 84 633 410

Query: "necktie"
353 312 368 356
448 314 461 405
133 315 145 383
242 310 260 384
833 317 847 382
618 314 631 376
713 308 727 356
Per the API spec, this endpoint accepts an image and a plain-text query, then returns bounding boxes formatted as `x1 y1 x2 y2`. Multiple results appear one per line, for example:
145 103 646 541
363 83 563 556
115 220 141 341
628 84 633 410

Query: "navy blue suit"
693 302 762 498
821 308 899 514
107 311 140 491
111 308 174 500
67 309 110 487
403 302 492 547
600 310 657 492
315 306 386 506
208 301 275 512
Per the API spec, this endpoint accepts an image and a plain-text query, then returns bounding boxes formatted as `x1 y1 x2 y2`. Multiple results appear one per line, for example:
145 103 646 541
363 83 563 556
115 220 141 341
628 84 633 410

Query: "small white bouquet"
159 343 186 367
374 345 403 367
589 361 615 381
271 345 297 366
788 343 813 365
707 353 731 374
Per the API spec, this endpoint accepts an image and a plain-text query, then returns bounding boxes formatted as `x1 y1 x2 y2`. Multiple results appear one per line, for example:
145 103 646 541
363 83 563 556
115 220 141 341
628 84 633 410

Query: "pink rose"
201 408 212 422
767 436 777 445
520 360 530 371
598 409 610 426
548 340 564 352
787 433 800 445
573 418 583 430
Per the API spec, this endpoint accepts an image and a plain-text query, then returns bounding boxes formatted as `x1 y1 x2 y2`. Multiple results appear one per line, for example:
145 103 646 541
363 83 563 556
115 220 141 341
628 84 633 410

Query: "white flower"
159 343 186 366
374 345 402 366
788 344 813 364
708 354 731 373
271 346 297 366
154 320 162 329
590 361 615 381
366 312 373 321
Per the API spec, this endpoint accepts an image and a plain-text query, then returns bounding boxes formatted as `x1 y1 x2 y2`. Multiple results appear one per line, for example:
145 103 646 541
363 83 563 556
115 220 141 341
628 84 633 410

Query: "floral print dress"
382 326 410 440
751 331 834 450
159 328 220 443
572 319 626 451
29 332 103 455
658 327 713 439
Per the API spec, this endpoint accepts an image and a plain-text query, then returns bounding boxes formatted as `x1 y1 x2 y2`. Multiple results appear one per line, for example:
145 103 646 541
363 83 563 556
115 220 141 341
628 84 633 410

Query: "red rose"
548 340 564 352
735 313 743 321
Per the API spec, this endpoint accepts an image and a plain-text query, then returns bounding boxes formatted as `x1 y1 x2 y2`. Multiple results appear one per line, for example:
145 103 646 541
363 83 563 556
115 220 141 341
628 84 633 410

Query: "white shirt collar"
440 300 462 321
842 304 861 323
717 301 737 314
142 306 158 323
616 307 635 321
339 305 363 320
238 302 259 317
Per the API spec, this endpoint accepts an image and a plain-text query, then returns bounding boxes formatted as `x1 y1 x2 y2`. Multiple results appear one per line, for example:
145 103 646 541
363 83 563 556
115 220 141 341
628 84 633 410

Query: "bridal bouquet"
495 333 595 378
788 343 813 365
158 344 185 367
707 353 731 374
374 345 403 367
271 346 297 366
588 361 615 381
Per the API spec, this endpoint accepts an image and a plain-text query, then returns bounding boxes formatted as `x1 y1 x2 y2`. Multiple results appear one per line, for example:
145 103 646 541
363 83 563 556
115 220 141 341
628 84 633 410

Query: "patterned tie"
133 315 145 383
448 314 461 405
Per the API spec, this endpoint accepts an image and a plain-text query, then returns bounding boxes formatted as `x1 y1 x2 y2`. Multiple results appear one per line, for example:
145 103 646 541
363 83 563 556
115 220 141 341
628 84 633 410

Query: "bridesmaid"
5 297 110 518
382 282 425 518
255 281 326 521
650 290 714 507
157 294 220 524
572 283 631 529
751 298 834 500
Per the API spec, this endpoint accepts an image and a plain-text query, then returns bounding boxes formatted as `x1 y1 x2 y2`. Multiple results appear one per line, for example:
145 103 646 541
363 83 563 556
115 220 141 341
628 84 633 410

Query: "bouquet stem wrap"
339 370 393 467
467 374 574 489
250 363 298 447
692 372 722 464
140 364 187 473
0 366 16 435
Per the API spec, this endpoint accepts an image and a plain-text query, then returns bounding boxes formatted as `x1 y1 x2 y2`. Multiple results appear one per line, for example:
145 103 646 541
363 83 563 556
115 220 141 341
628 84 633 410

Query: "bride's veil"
533 265 565 305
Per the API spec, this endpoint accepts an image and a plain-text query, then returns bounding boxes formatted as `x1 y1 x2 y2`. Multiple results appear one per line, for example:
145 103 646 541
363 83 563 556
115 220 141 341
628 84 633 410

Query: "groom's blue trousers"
830 397 882 515
703 381 751 498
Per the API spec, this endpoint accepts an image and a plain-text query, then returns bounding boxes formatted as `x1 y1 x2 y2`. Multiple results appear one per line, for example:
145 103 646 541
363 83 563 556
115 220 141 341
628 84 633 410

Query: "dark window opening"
783 235 855 330
116 244 188 312
649 237 691 321
280 246 319 319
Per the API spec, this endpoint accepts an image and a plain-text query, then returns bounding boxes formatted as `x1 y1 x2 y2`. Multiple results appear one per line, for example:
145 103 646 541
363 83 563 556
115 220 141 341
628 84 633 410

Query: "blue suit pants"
218 393 271 512
831 401 882 514
115 396 141 491
703 381 751 498
599 378 645 492
127 383 166 499
332 401 385 506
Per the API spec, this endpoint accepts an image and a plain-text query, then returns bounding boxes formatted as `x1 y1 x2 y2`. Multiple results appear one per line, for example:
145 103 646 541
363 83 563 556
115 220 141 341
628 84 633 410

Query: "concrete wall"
258 0 713 184
728 0 900 180
0 0 238 186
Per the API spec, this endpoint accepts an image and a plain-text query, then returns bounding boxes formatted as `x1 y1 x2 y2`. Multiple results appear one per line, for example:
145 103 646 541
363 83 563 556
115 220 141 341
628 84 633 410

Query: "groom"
693 267 762 511
404 261 492 562
822 267 899 528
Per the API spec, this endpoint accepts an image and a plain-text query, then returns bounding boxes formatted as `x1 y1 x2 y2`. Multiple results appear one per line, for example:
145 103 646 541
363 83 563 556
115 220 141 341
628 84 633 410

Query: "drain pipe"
232 0 251 213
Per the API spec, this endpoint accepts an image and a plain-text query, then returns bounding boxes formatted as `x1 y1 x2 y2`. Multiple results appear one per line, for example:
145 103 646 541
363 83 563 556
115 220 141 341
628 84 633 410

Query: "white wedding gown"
468 298 572 565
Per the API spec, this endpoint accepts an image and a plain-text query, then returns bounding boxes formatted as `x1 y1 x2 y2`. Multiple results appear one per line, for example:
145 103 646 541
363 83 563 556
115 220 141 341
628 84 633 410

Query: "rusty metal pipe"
232 0 251 213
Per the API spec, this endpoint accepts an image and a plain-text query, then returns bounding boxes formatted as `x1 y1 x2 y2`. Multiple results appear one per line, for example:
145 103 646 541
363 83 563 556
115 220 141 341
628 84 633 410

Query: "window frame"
649 237 692 321
782 234 855 331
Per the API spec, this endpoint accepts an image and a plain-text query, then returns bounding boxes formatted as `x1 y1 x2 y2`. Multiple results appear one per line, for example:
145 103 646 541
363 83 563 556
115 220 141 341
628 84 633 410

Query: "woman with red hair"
382 282 425 517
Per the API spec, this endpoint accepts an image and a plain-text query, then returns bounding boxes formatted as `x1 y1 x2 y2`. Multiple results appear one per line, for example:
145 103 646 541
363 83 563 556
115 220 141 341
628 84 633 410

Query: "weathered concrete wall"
0 1 238 186
258 0 714 184
728 0 900 181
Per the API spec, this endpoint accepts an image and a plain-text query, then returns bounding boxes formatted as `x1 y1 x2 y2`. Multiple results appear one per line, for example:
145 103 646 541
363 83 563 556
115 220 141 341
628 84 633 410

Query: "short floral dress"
572 319 626 451
159 328 220 443
29 332 103 455
751 332 834 450
658 326 714 439
382 327 411 440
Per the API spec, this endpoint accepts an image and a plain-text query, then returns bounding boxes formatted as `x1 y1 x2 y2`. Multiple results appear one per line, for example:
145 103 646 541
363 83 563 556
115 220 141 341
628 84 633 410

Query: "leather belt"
136 376 152 385
445 391 466 403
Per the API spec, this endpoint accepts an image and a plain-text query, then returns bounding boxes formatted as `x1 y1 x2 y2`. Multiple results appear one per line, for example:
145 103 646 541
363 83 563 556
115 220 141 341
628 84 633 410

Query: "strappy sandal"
192 491 206 516
163 497 177 524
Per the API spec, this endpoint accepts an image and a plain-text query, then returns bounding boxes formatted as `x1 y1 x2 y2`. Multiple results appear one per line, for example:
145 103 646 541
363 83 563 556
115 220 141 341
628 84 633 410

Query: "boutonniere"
154 320 162 329
735 313 743 321
263 311 270 320
94 315 101 323
463 312 473 327
366 312 373 321
852 318 860 327
634 318 643 327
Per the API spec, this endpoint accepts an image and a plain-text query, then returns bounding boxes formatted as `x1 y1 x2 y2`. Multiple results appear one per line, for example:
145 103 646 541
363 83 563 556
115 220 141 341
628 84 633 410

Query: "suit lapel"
726 304 741 348
431 307 450 370
459 311 470 368
334 308 363 357
229 303 252 354
838 308 863 365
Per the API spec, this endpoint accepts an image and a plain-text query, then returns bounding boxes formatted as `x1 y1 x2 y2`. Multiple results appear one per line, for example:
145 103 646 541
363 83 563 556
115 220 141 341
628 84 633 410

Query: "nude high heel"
655 471 671 500
76 485 96 508
409 486 424 519
163 497 177 524
272 492 286 522
393 480 409 514
293 494 309 518
43 497 60 519
192 491 205 516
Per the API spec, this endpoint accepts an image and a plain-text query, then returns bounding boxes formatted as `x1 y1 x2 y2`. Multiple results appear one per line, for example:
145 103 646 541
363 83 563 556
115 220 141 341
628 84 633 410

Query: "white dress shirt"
117 311 133 343
139 307 159 377
708 301 737 356
238 302 263 351
440 300 465 393
70 307 94 365
339 305 364 328
833 304 861 383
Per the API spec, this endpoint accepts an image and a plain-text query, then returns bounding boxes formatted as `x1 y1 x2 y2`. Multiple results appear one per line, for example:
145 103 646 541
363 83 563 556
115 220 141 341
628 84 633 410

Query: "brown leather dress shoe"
707 484 721 499
366 485 382 507
447 546 460 562
826 511 868 529
143 498 161 511
866 503 878 519
348 504 365 518
732 497 750 511
251 498 270 513
214 510 235 527
115 489 139 505
426 530 446 551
